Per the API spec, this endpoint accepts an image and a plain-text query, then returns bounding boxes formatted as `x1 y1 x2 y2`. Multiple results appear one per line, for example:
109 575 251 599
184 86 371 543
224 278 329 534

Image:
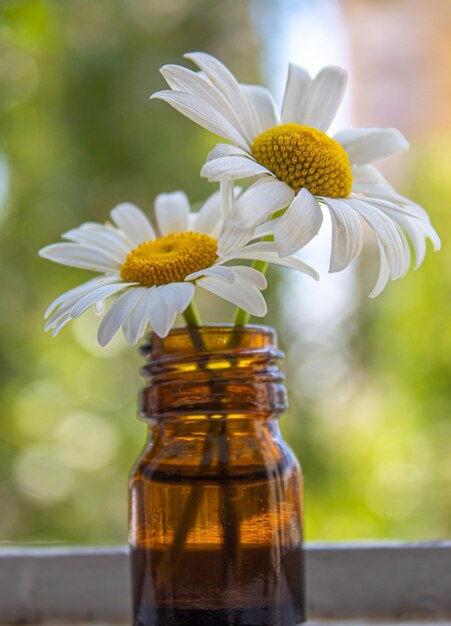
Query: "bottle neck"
139 325 287 421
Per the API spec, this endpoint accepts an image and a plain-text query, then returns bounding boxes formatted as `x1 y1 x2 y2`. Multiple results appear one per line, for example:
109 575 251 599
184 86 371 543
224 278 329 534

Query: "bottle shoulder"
130 421 301 485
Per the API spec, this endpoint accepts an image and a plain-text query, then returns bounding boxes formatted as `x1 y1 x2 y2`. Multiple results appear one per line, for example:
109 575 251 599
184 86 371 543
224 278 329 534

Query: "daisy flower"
39 189 318 345
152 52 440 296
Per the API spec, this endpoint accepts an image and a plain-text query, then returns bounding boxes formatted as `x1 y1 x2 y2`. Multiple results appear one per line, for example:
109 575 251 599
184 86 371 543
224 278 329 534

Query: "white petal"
97 287 147 347
352 164 404 201
45 282 90 331
353 166 434 221
46 281 128 332
376 205 441 268
185 265 235 283
207 142 251 160
62 228 129 264
369 243 391 298
122 288 153 345
233 177 295 228
45 312 67 332
319 197 364 272
197 274 267 317
160 64 252 144
69 283 132 319
148 287 177 338
45 298 85 331
110 203 155 246
254 218 280 238
50 315 72 337
221 241 319 280
44 275 119 319
273 188 323 255
334 127 375 146
160 282 195 313
424 220 441 251
151 90 250 150
350 198 407 280
219 241 277 257
400 199 440 226
356 194 422 220
281 63 311 124
241 84 279 134
81 222 132 245
400 215 428 268
75 223 134 254
39 243 119 272
193 190 223 236
335 128 409 165
260 252 319 279
155 191 190 235
184 52 258 141
397 226 412 276
221 178 235 219
217 218 256 257
295 66 347 131
229 265 267 290
187 213 197 231
201 154 270 181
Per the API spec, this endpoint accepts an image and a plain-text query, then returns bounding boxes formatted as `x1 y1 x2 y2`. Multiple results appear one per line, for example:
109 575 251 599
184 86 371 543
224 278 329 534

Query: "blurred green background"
0 0 449 544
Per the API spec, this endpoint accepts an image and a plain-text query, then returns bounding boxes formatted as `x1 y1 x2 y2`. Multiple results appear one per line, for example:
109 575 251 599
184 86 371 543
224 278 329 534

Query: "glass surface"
129 326 304 626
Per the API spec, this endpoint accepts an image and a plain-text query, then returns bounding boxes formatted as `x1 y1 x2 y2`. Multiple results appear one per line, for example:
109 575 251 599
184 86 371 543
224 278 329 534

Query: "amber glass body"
129 326 304 626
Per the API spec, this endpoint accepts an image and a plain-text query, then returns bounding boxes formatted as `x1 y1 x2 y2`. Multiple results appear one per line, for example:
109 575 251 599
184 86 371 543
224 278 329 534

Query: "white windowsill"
0 542 450 623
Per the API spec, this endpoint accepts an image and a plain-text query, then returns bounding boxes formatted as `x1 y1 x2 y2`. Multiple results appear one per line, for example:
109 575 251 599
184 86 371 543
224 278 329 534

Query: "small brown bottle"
129 325 304 626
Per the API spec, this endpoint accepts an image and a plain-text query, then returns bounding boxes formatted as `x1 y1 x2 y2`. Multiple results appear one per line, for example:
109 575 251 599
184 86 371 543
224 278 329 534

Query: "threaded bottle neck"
139 325 287 420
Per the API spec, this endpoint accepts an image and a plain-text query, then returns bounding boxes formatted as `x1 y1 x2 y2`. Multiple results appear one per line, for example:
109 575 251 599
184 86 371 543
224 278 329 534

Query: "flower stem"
156 307 240 592
183 299 202 327
155 423 217 590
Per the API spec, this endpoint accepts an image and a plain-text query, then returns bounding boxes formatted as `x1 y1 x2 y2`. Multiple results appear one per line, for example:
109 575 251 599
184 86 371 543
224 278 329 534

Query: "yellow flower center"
120 232 218 286
251 123 353 197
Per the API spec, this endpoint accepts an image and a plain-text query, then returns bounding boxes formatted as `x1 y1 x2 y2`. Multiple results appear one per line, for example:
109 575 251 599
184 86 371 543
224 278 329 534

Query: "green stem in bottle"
157 299 240 591
183 298 202 327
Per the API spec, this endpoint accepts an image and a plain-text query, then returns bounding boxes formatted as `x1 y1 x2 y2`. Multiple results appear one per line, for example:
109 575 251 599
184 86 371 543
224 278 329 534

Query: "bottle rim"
139 324 287 420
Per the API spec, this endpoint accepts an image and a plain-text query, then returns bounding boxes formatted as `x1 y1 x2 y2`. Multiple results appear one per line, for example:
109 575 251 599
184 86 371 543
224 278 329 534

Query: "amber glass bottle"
129 325 304 626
